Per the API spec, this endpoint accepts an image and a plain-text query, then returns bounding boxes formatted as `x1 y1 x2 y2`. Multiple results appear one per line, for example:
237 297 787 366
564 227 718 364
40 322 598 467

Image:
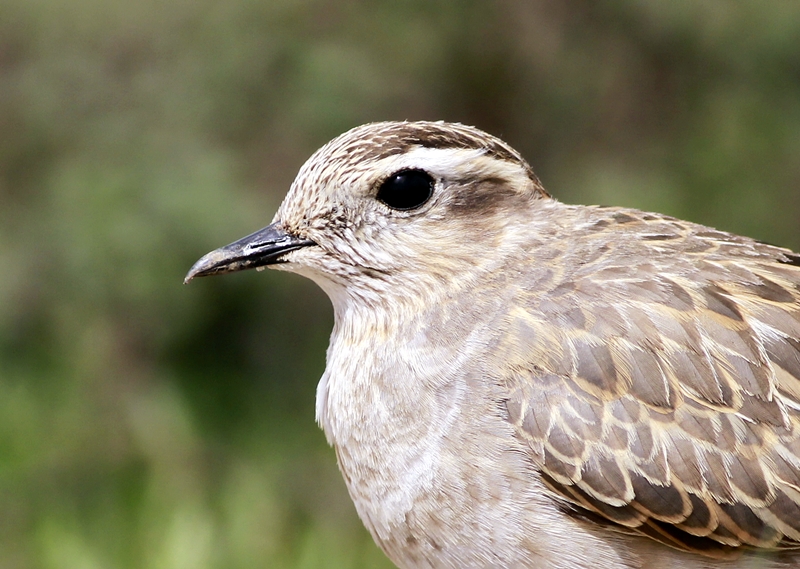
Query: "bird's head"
185 121 551 305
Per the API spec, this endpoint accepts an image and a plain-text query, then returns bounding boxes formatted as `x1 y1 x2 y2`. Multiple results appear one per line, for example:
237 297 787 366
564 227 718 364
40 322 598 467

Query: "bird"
185 121 800 569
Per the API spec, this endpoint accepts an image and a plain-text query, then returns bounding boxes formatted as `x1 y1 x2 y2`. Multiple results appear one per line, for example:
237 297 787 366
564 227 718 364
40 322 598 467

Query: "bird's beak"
184 223 316 283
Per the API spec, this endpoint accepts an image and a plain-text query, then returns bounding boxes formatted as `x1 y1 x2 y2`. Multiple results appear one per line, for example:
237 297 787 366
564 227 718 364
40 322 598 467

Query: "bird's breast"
317 326 466 530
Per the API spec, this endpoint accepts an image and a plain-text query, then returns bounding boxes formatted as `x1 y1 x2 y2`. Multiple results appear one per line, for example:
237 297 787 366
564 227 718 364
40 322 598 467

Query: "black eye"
376 169 434 211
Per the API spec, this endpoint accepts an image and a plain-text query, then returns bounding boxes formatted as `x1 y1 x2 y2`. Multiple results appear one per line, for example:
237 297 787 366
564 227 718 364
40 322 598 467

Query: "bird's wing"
504 221 800 558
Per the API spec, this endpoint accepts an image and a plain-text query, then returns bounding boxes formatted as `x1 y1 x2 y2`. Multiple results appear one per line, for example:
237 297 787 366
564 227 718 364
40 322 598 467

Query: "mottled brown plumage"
186 121 800 568
498 206 800 557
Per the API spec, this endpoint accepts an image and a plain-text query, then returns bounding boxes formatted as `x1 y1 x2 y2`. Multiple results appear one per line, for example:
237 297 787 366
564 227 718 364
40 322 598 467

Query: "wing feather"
504 210 800 557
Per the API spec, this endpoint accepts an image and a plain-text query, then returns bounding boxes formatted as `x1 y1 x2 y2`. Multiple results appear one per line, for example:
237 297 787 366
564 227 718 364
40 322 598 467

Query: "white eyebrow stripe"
373 146 530 182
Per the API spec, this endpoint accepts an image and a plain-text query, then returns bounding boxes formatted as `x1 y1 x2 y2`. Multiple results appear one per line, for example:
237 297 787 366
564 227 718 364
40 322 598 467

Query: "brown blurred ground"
1 1 799 567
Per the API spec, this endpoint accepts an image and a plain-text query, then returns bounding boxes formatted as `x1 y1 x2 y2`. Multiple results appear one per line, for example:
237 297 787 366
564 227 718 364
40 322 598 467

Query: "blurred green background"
1 1 799 567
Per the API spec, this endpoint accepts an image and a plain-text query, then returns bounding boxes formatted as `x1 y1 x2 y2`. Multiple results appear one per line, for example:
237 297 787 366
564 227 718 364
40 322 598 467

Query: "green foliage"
0 1 799 567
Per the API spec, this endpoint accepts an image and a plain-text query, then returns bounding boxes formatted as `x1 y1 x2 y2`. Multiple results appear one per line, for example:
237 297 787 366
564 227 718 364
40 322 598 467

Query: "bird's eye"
376 169 434 211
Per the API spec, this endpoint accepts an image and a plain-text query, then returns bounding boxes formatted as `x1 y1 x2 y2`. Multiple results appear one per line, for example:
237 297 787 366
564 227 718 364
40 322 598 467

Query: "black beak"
184 223 316 283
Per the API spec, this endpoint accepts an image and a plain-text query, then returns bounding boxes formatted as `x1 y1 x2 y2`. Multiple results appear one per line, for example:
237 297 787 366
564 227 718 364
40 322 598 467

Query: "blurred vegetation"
1 0 799 567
